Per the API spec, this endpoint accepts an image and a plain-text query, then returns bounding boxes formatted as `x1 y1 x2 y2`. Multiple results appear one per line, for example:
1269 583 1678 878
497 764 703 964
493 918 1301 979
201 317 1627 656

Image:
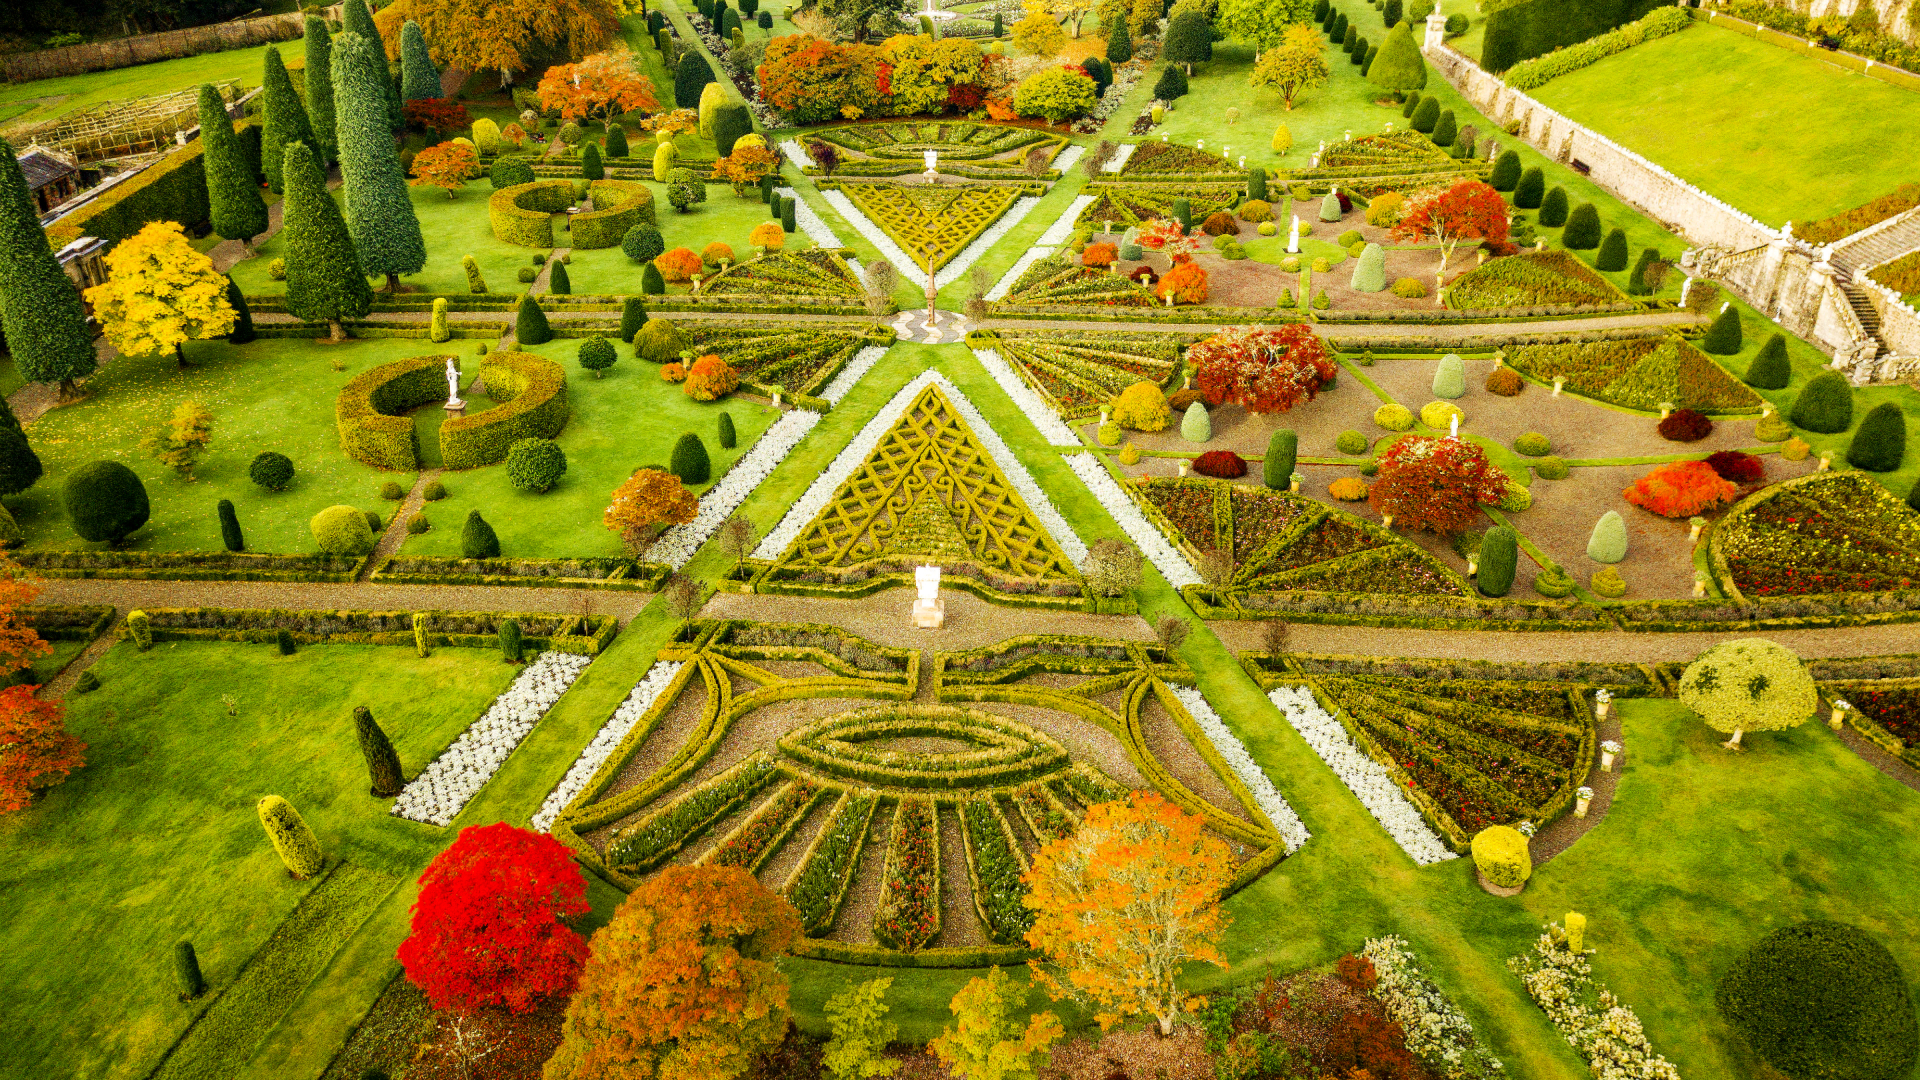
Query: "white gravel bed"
531 660 685 832
652 407 821 568
984 193 1097 300
1169 685 1310 852
819 344 890 405
969 348 1080 445
1102 143 1136 172
775 185 860 274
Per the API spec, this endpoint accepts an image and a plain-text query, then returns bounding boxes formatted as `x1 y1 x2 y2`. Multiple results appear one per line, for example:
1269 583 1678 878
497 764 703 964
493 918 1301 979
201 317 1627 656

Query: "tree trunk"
1156 1013 1174 1037
1725 728 1746 748
385 272 402 293
175 342 189 368
329 319 347 342
59 378 78 401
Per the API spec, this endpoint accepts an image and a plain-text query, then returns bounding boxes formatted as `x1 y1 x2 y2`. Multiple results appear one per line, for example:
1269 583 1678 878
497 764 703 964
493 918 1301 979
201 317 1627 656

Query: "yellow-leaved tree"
928 966 1063 1080
1022 789 1233 1036
84 222 235 368
141 400 215 479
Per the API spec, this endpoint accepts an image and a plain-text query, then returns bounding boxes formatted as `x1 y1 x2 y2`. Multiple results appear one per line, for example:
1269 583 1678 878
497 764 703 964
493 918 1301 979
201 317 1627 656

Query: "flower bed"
604 753 782 872
532 661 684 832
1362 936 1506 1079
873 797 941 952
974 328 1185 421
1505 334 1761 412
700 249 865 300
1712 471 1920 598
1170 685 1311 851
1065 453 1203 587
985 194 1099 303
786 790 879 934
1074 183 1242 229
391 651 594 826
1268 686 1456 865
1119 140 1231 175
998 253 1158 307
1447 250 1626 310
961 794 1033 945
684 322 874 399
1508 932 1682 1080
700 778 823 871
1849 685 1920 748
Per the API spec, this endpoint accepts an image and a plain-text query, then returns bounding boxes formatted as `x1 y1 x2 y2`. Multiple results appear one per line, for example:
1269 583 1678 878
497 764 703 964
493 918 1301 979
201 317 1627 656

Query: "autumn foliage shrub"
1200 211 1239 236
1705 450 1766 484
1623 460 1739 518
1328 476 1369 501
684 354 739 401
1658 408 1714 442
1082 242 1118 268
0 686 82 813
1368 436 1510 534
605 467 698 551
398 823 590 1013
1486 367 1525 396
1191 324 1336 414
654 247 704 283
1193 450 1248 478
1156 255 1210 304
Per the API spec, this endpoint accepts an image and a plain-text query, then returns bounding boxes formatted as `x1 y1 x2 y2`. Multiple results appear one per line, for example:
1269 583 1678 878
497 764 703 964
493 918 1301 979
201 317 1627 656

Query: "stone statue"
913 565 945 629
445 357 464 409
1286 216 1301 254
922 149 939 181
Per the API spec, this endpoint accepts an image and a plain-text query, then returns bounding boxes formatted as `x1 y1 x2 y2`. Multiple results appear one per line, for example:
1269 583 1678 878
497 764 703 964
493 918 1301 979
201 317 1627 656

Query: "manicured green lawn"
0 641 520 1080
0 39 299 130
397 334 781 558
1530 23 1920 226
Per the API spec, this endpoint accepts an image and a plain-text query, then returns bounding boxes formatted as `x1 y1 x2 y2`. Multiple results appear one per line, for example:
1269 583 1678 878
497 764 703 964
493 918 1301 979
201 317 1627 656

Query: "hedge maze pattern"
835 182 1027 273
979 329 1188 420
549 622 1287 965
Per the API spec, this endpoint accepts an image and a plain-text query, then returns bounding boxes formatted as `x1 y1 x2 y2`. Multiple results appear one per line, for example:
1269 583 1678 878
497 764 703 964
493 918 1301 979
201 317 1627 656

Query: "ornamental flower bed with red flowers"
1715 472 1920 595
1193 450 1248 478
1139 481 1219 551
705 779 818 869
872 798 939 952
1851 686 1920 746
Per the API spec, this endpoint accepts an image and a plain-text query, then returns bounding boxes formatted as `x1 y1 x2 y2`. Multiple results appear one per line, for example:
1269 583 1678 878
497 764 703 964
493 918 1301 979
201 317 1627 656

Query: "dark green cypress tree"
1362 44 1378 74
1700 304 1742 355
1489 149 1521 191
462 509 501 557
1625 247 1658 294
606 124 630 159
1263 430 1297 488
1401 90 1421 118
675 52 715 110
1744 333 1790 389
720 6 742 37
781 196 796 233
1561 201 1601 249
333 31 427 292
175 942 206 1000
224 276 255 343
718 411 736 448
642 262 666 294
353 705 404 795
499 619 522 663
342 0 403 130
1341 24 1358 50
0 139 95 395
1410 96 1440 133
1106 14 1131 62
303 17 337 164
516 294 552 344
1332 12 1348 40
1910 479 1920 513
620 297 649 342
1247 167 1267 201
671 432 711 485
1477 526 1517 597
261 47 316 195
200 86 268 244
1314 0 1330 22
1430 108 1456 147
277 629 297 655
1594 227 1627 271
0 424 43 498
1537 184 1568 226
582 141 604 180
549 259 571 295
218 498 245 552
399 21 439 101
282 142 372 340
1383 0 1402 24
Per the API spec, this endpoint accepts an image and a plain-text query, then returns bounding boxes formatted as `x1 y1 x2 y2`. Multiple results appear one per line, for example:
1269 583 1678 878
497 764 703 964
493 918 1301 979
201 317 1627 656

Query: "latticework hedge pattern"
685 323 872 398
1506 334 1762 413
807 122 1067 179
980 329 1189 419
700 249 864 299
837 182 1024 273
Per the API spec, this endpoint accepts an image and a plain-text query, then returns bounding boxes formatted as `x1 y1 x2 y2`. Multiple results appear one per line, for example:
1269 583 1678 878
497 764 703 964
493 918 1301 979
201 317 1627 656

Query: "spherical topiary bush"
1391 277 1428 299
579 336 617 378
1533 455 1569 480
1239 199 1273 223
1181 401 1211 443
1113 381 1172 431
1470 825 1530 890
249 451 295 492
1497 481 1531 512
1336 429 1369 455
1431 353 1466 399
1848 401 1908 472
364 509 383 532
311 505 375 556
1679 637 1815 745
1513 432 1551 457
1374 403 1414 431
1658 408 1713 442
423 480 447 501
63 461 151 545
1419 400 1463 430
621 222 666 264
634 319 691 364
1790 371 1855 434
1486 367 1524 396
406 512 430 535
1193 450 1247 478
1587 510 1627 563
1717 921 1918 1080
1097 421 1122 447
380 481 405 500
505 437 568 492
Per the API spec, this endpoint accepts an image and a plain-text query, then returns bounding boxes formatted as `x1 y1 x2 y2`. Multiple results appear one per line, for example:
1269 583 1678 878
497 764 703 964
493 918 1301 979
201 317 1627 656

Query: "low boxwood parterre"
10 550 370 583
117 606 617 654
367 555 668 590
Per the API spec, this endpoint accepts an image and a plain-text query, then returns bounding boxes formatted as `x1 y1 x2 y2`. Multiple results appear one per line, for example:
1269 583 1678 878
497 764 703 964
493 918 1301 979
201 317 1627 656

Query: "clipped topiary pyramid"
1744 333 1790 389
1701 304 1743 355
1561 202 1601 250
1351 243 1386 292
1181 401 1212 443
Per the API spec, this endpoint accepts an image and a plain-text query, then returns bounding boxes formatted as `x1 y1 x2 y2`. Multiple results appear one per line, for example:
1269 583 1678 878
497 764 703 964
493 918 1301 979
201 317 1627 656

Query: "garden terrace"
1710 471 1920 599
800 122 1070 180
548 623 1287 965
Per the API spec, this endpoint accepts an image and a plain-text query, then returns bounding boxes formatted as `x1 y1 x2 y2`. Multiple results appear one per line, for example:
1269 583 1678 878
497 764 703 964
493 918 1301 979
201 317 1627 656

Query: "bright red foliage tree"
0 686 84 813
397 822 590 1013
403 97 471 136
1190 324 1336 414
1367 435 1510 534
1392 179 1510 275
1622 459 1740 518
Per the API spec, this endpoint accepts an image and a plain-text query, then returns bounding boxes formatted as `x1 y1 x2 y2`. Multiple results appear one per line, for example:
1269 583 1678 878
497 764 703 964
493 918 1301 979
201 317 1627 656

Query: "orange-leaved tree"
1022 790 1233 1036
1391 179 1510 276
1623 459 1740 518
1155 254 1210 305
655 247 705 283
683 355 738 401
750 222 786 251
1189 324 1335 414
544 865 801 1080
928 966 1064 1080
1367 434 1509 535
710 145 780 197
537 48 660 124
410 141 480 197
0 555 51 681
605 467 698 553
0 685 84 813
375 0 620 89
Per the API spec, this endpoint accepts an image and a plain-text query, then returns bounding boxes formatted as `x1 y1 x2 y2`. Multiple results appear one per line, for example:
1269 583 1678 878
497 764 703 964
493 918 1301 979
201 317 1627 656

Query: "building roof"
18 146 77 189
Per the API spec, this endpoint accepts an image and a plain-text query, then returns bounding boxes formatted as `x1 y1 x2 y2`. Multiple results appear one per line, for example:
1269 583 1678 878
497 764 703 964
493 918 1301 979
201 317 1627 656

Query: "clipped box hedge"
369 554 665 590
571 179 656 248
488 178 656 249
14 550 368 583
22 604 118 641
122 606 618 654
46 120 259 249
335 354 445 470
440 351 569 469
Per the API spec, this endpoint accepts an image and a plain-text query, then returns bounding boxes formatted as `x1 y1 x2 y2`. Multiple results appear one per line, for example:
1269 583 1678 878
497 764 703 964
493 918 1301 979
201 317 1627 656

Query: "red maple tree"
1367 435 1510 534
397 822 591 1013
1392 179 1510 275
403 97 471 137
1190 324 1336 414
0 685 84 813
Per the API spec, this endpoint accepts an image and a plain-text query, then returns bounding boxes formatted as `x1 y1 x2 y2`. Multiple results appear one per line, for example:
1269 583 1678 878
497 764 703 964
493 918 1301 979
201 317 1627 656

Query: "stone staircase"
1829 208 1920 281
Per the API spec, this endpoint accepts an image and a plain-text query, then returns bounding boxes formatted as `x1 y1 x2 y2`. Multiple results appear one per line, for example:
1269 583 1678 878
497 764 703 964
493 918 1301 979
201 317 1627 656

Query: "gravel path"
30 578 654 619
699 590 1156 649
1207 619 1920 662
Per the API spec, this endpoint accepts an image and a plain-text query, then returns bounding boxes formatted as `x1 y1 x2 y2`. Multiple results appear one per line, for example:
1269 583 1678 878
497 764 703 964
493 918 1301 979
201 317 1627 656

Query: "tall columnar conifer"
200 86 268 245
218 498 245 552
258 795 324 878
1106 13 1132 62
0 139 95 395
281 141 372 341
620 297 648 341
333 31 428 292
342 0 403 129
354 705 404 795
224 276 256 343
400 21 439 101
261 47 317 195
303 17 338 163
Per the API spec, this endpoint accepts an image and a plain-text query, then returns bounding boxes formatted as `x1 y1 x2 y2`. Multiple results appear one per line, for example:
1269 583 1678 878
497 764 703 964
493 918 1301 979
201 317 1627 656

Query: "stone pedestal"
444 396 467 418
912 597 945 629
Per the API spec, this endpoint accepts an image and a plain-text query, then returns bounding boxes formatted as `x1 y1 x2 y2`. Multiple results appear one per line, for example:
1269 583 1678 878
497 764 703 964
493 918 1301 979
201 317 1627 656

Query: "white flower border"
1102 143 1136 173
819 344 889 405
985 193 1097 301
969 348 1080 445
1170 685 1310 852
754 370 1089 565
774 185 862 275
778 138 811 171
392 651 593 827
1267 685 1456 865
1052 144 1086 175
820 188 1045 291
653 407 821 569
532 660 685 833
1062 452 1201 587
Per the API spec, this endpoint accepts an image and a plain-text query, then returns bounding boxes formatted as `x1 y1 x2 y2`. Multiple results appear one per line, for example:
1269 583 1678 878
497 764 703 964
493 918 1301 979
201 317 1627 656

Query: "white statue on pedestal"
922 149 939 182
912 565 945 629
444 357 464 410
1286 216 1301 254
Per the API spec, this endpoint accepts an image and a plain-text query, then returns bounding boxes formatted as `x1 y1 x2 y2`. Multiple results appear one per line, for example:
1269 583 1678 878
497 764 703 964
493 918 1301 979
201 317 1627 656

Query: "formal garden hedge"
335 354 446 471
122 606 618 654
440 351 570 470
13 550 369 583
44 120 260 249
1481 0 1670 72
488 179 655 249
368 555 668 590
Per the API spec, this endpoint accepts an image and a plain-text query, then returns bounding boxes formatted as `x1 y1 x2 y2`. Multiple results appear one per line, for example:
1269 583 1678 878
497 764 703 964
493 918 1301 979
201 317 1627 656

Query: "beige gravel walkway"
31 578 654 618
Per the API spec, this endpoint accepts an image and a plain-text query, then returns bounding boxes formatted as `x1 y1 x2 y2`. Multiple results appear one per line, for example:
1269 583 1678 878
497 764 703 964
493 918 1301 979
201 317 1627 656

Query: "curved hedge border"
441 351 570 469
336 354 446 471
488 179 655 249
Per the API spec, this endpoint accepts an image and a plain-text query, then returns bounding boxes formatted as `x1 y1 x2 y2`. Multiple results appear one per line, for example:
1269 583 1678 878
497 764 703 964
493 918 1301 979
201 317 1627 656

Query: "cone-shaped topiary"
719 411 736 448
200 85 268 243
343 0 403 128
354 705 404 796
671 432 711 484
499 618 522 662
1107 13 1132 62
258 795 324 878
461 509 500 557
1745 334 1790 389
1537 188 1569 230
282 142 372 337
1587 509 1627 563
64 460 150 545
1848 401 1907 471
1432 353 1466 398
1319 191 1342 222
334 32 427 291
0 140 96 393
1430 108 1456 147
1512 166 1544 209
1701 305 1743 355
581 141 604 181
399 20 438 101
1351 242 1386 292
1478 525 1518 597
1154 65 1189 100
225 276 256 344
1561 201 1601 249
175 942 206 1000
1181 401 1212 443
1489 149 1521 191
1626 247 1658 294
1594 227 1628 271
606 123 630 160
642 261 666 294
218 498 244 552
1410 97 1440 134
303 16 337 163
1264 429 1297 488
516 294 552 345
261 47 316 195
1401 90 1422 118
548 260 571 295
675 52 716 109
620 297 649 342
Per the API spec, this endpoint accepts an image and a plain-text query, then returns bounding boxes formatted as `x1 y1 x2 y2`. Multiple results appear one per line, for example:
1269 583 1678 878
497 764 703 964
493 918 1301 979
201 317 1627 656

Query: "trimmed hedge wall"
1481 0 1669 72
488 179 656 249
13 550 367 583
369 554 666 590
440 351 569 469
335 354 445 470
124 606 618 654
572 180 656 248
22 604 118 642
46 120 259 249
